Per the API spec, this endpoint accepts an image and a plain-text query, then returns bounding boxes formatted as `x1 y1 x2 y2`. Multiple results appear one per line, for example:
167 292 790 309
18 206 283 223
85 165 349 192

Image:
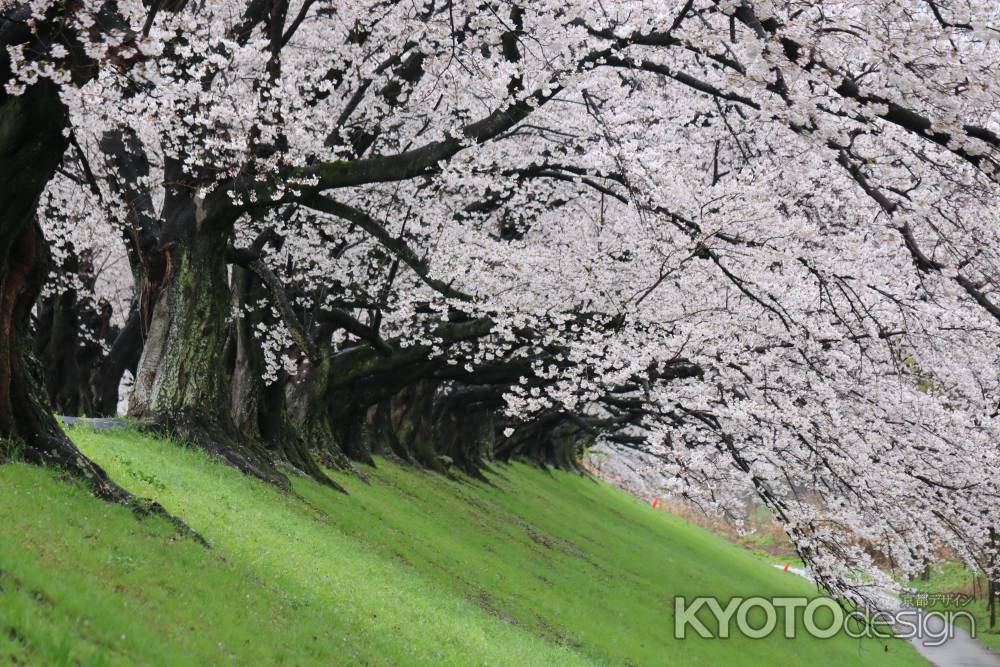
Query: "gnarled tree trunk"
128 181 287 487
228 263 345 489
0 80 129 497
495 413 587 472
329 378 500 478
276 356 351 488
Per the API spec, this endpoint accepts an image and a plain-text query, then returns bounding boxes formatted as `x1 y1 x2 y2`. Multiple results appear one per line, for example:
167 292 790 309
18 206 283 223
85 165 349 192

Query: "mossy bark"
277 356 351 488
129 194 287 488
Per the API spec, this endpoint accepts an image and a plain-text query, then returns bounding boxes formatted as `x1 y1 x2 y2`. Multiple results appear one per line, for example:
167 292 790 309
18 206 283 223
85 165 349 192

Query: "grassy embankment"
0 426 928 665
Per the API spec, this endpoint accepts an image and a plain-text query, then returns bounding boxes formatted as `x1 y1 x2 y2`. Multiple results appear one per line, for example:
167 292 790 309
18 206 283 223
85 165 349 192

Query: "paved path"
907 608 1000 667
58 415 129 431
774 565 1000 667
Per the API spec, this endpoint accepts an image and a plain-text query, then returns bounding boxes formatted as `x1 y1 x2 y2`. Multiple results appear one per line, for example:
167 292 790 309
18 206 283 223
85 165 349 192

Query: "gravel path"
58 415 129 431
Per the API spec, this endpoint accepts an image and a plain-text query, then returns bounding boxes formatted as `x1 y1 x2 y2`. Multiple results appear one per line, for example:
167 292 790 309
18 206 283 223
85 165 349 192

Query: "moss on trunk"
129 207 287 488
0 83 212 544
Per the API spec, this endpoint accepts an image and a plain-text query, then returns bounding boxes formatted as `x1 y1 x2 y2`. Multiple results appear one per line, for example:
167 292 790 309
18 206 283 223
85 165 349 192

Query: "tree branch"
305 196 474 301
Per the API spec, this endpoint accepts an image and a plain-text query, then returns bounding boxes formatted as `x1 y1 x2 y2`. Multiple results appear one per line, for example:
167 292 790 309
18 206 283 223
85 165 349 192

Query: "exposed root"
139 412 291 491
273 440 348 494
21 429 210 547
127 496 210 548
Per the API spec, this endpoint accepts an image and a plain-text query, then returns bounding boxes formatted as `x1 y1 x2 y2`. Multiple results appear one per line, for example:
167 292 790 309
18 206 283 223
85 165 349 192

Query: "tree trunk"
495 414 586 471
0 81 130 497
277 356 351 488
990 528 998 630
229 264 345 489
91 303 142 416
34 286 87 414
34 247 116 416
228 265 264 440
332 380 497 477
128 188 287 488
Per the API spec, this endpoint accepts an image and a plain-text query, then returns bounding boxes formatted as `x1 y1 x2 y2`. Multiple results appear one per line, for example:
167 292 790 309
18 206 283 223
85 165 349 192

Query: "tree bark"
91 303 142 416
277 355 351 488
128 184 287 488
34 285 88 414
228 264 345 489
328 379 499 477
0 80 132 497
495 413 587 471
34 246 117 416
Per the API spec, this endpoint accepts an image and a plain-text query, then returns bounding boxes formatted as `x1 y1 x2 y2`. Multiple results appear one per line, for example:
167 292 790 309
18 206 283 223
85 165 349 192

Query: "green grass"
0 427 927 666
908 561 1000 651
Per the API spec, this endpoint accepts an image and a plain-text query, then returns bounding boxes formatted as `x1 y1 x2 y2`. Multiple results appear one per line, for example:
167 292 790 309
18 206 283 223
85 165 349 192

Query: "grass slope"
0 427 926 666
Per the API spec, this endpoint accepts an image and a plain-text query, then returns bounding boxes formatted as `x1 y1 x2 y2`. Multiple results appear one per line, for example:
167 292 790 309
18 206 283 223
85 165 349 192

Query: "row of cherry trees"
3 0 1000 601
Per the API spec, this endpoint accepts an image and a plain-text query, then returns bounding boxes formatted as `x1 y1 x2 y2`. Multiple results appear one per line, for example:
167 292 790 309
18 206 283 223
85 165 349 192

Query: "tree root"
21 429 210 547
138 413 291 491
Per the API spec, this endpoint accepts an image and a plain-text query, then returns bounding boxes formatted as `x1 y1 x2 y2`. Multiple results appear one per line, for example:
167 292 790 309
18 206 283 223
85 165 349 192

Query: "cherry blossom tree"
0 0 136 498
5 0 1000 601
